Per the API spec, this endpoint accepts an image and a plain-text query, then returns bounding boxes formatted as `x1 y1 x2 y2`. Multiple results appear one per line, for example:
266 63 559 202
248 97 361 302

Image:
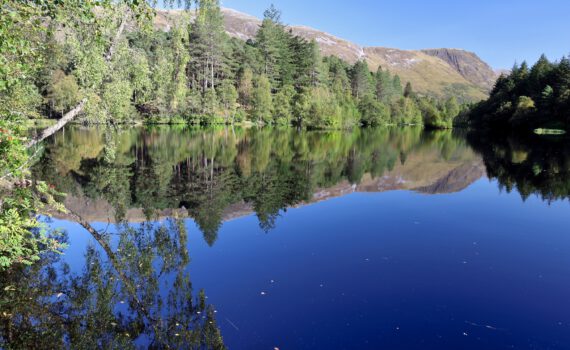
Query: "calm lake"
6 126 570 349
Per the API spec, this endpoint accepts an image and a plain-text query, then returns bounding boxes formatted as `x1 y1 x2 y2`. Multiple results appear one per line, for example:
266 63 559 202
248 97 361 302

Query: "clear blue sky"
213 0 570 69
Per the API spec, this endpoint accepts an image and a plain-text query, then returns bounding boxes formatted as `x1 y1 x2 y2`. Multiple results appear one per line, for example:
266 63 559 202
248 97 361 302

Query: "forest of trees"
1 1 463 132
466 54 570 131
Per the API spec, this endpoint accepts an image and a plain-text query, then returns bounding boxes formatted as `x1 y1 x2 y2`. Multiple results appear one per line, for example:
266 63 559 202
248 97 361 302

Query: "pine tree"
256 5 289 90
325 56 351 98
351 61 371 99
393 75 403 96
528 54 552 97
375 67 393 102
188 0 228 93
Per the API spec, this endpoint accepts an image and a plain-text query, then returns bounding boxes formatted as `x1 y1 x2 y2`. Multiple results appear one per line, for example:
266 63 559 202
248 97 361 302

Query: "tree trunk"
26 100 86 148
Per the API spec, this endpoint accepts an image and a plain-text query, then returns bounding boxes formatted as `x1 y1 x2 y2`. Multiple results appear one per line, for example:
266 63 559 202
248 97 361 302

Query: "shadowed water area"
2 126 570 349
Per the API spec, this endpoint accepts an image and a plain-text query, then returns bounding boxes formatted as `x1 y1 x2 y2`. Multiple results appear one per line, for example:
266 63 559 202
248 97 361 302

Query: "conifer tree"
351 61 372 99
188 0 228 93
393 75 403 96
256 5 288 90
375 67 393 102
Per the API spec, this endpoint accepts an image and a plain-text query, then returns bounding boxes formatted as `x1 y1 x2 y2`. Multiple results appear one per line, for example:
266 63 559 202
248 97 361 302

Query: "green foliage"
218 80 238 122
469 54 570 131
0 0 206 272
352 61 373 99
1 1 469 130
0 218 226 349
392 97 423 125
359 96 389 126
238 67 254 107
272 85 295 125
46 70 81 114
305 87 343 129
252 74 273 124
33 126 475 244
419 98 448 129
102 80 135 123
74 45 108 90
0 119 27 177
129 50 152 104
0 181 67 270
189 0 228 93
0 0 478 270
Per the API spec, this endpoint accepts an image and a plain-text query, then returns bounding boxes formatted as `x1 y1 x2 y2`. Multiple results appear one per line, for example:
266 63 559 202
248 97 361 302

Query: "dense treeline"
2 1 464 131
466 54 570 131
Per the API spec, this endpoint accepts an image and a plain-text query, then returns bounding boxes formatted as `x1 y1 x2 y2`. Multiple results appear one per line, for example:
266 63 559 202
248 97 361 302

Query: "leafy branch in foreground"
0 0 177 270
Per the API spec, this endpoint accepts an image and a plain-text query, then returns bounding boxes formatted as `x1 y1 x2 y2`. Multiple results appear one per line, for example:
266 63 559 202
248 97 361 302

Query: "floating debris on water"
225 318 240 331
466 321 504 331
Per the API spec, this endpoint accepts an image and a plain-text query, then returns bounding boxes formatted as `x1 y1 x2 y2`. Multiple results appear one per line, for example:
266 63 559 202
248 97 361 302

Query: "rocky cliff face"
421 49 497 91
152 8 498 101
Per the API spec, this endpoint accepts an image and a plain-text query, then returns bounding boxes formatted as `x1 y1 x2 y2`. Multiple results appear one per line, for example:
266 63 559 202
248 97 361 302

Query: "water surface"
3 127 570 349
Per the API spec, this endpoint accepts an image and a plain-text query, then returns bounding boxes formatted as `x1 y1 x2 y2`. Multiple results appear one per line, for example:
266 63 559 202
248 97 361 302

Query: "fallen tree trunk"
25 99 86 148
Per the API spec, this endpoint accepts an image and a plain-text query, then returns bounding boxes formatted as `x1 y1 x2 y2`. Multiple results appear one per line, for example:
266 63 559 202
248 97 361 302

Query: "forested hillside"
153 8 495 101
2 1 466 131
467 55 570 131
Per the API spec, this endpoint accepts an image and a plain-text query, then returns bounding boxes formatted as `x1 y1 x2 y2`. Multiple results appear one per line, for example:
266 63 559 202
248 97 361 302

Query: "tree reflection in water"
467 130 570 203
0 217 225 349
32 126 477 245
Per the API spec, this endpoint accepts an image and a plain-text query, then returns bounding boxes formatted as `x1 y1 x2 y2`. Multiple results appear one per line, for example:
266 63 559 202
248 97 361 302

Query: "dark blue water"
4 127 570 349
49 179 570 349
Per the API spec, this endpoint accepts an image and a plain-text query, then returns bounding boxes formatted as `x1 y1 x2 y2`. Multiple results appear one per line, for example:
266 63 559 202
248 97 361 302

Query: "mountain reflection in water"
31 127 484 243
